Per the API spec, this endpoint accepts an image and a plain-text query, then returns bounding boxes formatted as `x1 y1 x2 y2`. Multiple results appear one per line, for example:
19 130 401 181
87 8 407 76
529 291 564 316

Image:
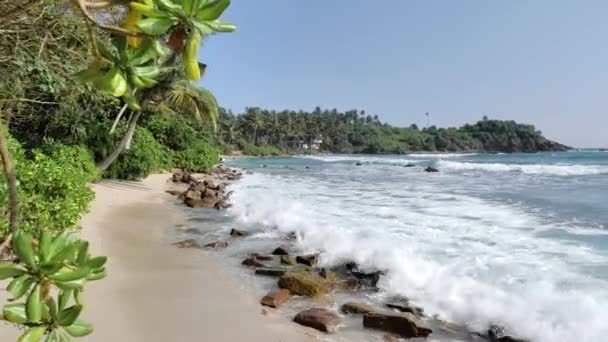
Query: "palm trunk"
0 123 19 234
96 111 141 171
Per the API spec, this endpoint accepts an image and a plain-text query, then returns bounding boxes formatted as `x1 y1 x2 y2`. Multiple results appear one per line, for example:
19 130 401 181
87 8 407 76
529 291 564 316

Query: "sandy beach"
0 174 315 341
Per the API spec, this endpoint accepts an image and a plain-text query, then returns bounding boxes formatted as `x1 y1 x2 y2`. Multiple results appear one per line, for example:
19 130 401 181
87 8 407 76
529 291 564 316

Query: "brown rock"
293 308 341 333
255 267 287 277
172 239 202 249
280 255 296 265
363 312 432 338
278 271 330 297
296 254 319 266
204 241 228 249
184 189 202 200
214 199 230 210
340 302 376 315
230 228 249 237
260 288 291 308
185 197 217 208
165 189 182 196
271 247 289 255
202 188 217 199
241 258 266 268
204 180 220 190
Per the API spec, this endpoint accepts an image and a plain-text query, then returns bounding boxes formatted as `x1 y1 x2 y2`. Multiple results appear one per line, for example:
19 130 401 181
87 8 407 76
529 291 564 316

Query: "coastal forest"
217 108 570 155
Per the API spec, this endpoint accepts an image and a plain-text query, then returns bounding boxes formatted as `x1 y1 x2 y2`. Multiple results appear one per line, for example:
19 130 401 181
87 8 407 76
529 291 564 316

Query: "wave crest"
438 161 608 176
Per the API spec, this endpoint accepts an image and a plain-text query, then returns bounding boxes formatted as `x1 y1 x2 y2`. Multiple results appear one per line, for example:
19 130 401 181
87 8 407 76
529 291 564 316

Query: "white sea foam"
407 153 478 158
228 172 608 342
438 160 608 176
300 155 419 165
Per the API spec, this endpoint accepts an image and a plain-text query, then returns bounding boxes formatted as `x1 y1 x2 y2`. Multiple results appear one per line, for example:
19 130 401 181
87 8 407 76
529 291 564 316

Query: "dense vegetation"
218 108 570 154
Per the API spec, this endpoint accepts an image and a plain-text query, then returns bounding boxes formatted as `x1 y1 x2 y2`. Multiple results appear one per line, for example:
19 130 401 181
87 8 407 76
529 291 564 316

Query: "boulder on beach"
230 228 249 237
296 254 319 267
424 166 439 172
203 241 228 249
185 197 217 208
241 258 266 268
340 302 376 315
251 253 274 261
278 271 330 297
355 162 362 166
255 267 287 277
385 303 424 317
172 239 202 249
260 288 291 308
271 247 289 256
293 308 341 333
363 312 432 338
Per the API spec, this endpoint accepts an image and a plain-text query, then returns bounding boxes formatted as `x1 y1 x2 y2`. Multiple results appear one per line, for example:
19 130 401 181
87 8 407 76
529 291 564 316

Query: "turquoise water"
225 152 608 341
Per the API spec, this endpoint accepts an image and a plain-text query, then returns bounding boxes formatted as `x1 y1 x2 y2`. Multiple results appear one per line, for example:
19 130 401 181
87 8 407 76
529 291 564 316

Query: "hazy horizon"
199 1 608 148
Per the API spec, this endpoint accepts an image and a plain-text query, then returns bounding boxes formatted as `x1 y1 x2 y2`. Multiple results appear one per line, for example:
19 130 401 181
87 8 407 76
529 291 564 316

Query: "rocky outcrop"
278 271 331 297
255 267 287 277
280 255 296 265
293 308 341 333
271 247 289 256
230 228 249 237
203 241 228 249
363 312 432 338
260 289 291 308
385 303 424 317
241 258 266 268
424 166 439 172
340 302 376 315
296 254 319 266
169 167 241 210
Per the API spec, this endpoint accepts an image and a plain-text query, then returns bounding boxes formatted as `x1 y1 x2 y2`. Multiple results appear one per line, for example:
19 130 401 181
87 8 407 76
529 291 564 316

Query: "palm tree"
164 80 219 130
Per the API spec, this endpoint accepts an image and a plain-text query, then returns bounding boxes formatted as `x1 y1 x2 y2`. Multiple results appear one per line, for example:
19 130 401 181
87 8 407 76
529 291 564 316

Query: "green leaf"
204 19 236 32
39 231 52 263
128 40 159 66
26 284 42 323
86 269 106 281
155 0 183 14
97 38 119 62
86 256 107 269
191 20 214 36
48 268 91 283
73 68 102 83
196 0 230 21
53 278 86 291
57 305 82 327
132 66 160 78
3 303 28 324
14 232 37 270
7 274 34 300
46 297 58 321
50 243 77 267
0 262 27 280
48 233 70 261
18 326 47 342
40 262 64 276
182 0 195 15
58 290 73 312
136 17 177 36
63 320 94 337
75 241 89 265
122 93 142 111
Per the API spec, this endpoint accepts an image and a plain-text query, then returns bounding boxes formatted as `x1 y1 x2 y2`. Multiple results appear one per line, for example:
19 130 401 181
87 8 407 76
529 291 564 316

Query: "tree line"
217 108 570 155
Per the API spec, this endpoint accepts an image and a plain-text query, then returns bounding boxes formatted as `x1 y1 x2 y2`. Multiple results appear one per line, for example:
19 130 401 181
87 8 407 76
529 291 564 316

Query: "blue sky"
199 1 608 147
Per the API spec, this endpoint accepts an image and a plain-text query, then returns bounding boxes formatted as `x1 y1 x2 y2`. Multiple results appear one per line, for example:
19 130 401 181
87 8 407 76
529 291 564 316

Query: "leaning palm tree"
163 80 219 131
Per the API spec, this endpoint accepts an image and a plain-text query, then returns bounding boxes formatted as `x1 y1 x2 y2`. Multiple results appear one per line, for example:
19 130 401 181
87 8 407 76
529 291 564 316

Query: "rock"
260 288 291 308
351 270 384 288
214 199 230 210
385 303 424 316
165 189 182 196
296 254 319 266
184 189 202 200
203 180 220 190
255 267 287 277
488 326 529 342
185 197 217 208
383 334 400 342
340 302 376 315
424 166 439 172
241 258 266 268
172 172 197 183
202 188 218 199
355 162 362 166
172 239 202 249
271 247 289 255
280 255 297 265
204 241 228 249
404 163 416 168
251 253 274 261
293 308 341 333
335 277 360 291
278 271 330 297
363 312 432 338
230 228 249 237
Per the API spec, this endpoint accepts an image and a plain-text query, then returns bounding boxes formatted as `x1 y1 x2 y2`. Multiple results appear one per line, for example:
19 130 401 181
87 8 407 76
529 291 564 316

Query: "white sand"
0 174 316 341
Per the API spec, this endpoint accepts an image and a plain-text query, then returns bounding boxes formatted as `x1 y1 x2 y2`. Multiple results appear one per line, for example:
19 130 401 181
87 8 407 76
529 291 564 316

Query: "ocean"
180 151 608 341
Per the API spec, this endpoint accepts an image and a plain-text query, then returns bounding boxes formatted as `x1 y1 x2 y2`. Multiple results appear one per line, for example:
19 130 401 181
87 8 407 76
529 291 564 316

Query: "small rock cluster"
167 167 243 210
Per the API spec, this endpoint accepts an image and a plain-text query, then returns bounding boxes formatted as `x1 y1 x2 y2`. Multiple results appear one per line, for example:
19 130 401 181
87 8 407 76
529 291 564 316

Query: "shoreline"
0 174 316 341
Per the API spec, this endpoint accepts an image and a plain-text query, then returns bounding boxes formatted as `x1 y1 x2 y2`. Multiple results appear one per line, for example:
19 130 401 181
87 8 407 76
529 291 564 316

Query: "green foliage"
0 231 106 341
0 136 98 239
142 112 199 151
174 141 219 172
219 107 570 154
103 127 169 180
242 144 282 156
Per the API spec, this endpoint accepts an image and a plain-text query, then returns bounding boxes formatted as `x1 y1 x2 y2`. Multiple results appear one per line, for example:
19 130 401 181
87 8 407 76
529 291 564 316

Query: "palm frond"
164 80 218 131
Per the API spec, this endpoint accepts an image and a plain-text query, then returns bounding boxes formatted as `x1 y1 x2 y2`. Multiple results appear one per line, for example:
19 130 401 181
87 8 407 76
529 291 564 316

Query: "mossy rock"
278 271 331 297
281 255 297 265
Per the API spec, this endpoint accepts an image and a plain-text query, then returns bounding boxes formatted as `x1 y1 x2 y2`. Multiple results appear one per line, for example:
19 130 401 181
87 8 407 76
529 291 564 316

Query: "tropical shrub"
103 127 168 180
0 137 98 239
174 141 219 172
242 144 282 156
143 112 199 151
